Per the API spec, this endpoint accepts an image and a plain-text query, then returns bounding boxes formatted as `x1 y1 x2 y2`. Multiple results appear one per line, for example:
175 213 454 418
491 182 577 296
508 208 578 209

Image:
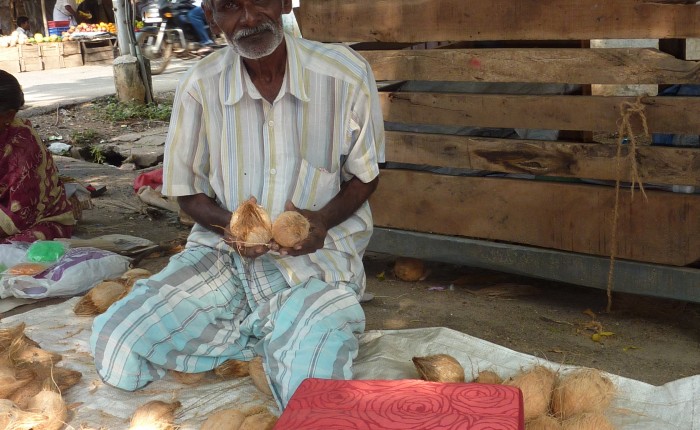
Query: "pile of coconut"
412 353 617 430
123 356 277 430
0 322 82 430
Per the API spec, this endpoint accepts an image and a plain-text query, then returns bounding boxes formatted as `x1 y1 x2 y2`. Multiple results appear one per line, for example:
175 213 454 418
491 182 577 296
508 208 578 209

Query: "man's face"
205 0 292 59
21 22 30 30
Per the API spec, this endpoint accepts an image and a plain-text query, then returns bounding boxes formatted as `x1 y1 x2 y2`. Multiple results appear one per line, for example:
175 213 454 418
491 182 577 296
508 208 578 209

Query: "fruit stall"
0 20 117 71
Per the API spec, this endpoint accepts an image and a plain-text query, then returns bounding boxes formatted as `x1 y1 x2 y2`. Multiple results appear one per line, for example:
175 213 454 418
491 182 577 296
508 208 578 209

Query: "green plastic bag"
26 241 67 263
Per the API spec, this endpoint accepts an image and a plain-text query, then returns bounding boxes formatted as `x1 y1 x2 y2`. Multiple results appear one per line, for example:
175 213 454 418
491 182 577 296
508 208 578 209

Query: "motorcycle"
137 0 220 74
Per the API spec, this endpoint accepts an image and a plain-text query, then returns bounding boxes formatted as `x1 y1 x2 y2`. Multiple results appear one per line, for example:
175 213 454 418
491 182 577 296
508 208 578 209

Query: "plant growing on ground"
100 96 173 122
88 145 106 164
72 129 101 146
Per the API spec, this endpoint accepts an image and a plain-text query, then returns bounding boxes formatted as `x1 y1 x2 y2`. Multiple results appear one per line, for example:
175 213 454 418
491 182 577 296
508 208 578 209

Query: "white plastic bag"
3 247 131 299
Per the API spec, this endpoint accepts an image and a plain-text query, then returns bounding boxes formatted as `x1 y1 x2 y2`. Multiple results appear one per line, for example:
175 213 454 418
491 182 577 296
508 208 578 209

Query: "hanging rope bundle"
606 96 651 313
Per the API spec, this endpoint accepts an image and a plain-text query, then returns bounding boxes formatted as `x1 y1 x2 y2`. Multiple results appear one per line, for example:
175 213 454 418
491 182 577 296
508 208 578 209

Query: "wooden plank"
0 47 19 61
360 48 700 85
368 228 700 303
0 59 21 73
369 170 700 266
298 0 700 42
385 131 700 186
381 93 700 134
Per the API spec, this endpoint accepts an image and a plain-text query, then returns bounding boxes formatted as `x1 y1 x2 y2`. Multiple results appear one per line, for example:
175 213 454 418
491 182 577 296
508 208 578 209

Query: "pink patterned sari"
0 117 75 243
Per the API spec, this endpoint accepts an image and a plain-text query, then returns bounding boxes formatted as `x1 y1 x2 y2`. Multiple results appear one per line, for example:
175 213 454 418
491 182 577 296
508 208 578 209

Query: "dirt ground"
10 99 700 388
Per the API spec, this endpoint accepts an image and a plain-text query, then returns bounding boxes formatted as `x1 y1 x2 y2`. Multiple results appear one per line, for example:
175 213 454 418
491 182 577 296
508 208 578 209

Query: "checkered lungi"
90 245 365 408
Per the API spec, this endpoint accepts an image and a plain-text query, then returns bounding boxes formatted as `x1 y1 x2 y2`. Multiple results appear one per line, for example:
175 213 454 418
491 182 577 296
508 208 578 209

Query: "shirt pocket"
290 158 340 211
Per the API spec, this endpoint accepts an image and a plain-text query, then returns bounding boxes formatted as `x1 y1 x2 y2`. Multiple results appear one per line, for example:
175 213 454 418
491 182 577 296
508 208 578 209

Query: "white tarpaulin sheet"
2 298 698 429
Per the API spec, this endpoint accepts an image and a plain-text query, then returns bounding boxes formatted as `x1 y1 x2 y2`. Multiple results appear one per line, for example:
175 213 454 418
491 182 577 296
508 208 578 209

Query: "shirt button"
268 120 274 127
270 168 277 175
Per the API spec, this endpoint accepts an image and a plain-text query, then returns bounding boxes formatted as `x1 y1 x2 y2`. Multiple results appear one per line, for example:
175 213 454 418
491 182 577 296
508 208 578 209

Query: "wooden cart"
298 0 700 302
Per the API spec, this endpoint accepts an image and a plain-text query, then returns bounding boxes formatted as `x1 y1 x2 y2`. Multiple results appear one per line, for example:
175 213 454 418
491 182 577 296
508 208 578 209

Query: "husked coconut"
504 365 558 421
394 257 425 282
74 281 129 316
120 268 152 287
551 369 615 420
170 370 207 385
200 409 246 430
26 380 68 430
412 354 465 383
229 199 273 247
0 399 46 430
248 357 273 396
271 211 310 248
526 414 562 430
214 359 249 379
561 412 614 430
473 370 503 385
239 410 277 430
129 400 181 430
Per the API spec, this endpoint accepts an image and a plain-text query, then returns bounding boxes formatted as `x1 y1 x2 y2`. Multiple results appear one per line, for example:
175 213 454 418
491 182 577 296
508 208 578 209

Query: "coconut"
214 359 249 379
0 323 27 351
10 342 62 368
561 412 614 430
0 358 34 399
200 409 246 430
394 257 425 282
248 357 273 396
32 367 82 392
239 410 277 430
412 354 465 383
170 370 207 385
129 400 181 430
504 365 557 421
473 370 503 385
551 369 615 420
74 281 129 316
26 380 68 430
526 414 562 430
0 399 46 430
120 268 152 286
229 199 273 247
8 377 42 409
271 211 310 248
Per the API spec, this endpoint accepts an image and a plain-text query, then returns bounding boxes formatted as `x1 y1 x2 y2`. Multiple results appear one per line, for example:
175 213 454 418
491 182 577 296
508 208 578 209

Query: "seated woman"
0 70 75 243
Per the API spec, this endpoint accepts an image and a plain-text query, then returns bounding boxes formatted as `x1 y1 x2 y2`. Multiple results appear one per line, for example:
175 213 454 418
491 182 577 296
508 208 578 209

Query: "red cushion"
275 378 524 430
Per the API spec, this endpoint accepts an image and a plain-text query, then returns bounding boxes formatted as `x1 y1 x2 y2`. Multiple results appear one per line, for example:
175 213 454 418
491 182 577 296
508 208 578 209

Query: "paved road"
13 57 197 115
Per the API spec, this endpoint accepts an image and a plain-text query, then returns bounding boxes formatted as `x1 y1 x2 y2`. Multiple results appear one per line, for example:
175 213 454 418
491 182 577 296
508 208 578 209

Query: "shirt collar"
225 35 310 105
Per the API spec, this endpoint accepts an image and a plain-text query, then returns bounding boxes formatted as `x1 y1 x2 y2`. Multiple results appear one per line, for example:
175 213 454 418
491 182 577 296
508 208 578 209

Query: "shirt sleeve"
162 77 213 198
342 54 385 184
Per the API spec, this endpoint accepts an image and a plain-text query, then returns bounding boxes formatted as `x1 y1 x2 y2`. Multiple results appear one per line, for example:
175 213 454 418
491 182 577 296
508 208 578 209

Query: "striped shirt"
162 35 385 295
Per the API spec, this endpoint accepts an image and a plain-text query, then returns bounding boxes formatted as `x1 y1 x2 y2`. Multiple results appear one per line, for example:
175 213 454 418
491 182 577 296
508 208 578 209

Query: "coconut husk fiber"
526 414 562 430
73 281 129 316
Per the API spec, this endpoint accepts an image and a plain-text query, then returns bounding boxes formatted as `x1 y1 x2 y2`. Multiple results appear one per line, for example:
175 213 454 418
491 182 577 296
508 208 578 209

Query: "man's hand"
178 193 270 258
271 176 379 257
272 200 327 257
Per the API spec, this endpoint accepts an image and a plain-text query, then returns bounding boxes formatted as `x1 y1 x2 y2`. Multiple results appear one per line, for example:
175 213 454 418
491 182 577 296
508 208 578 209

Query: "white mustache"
233 22 275 41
